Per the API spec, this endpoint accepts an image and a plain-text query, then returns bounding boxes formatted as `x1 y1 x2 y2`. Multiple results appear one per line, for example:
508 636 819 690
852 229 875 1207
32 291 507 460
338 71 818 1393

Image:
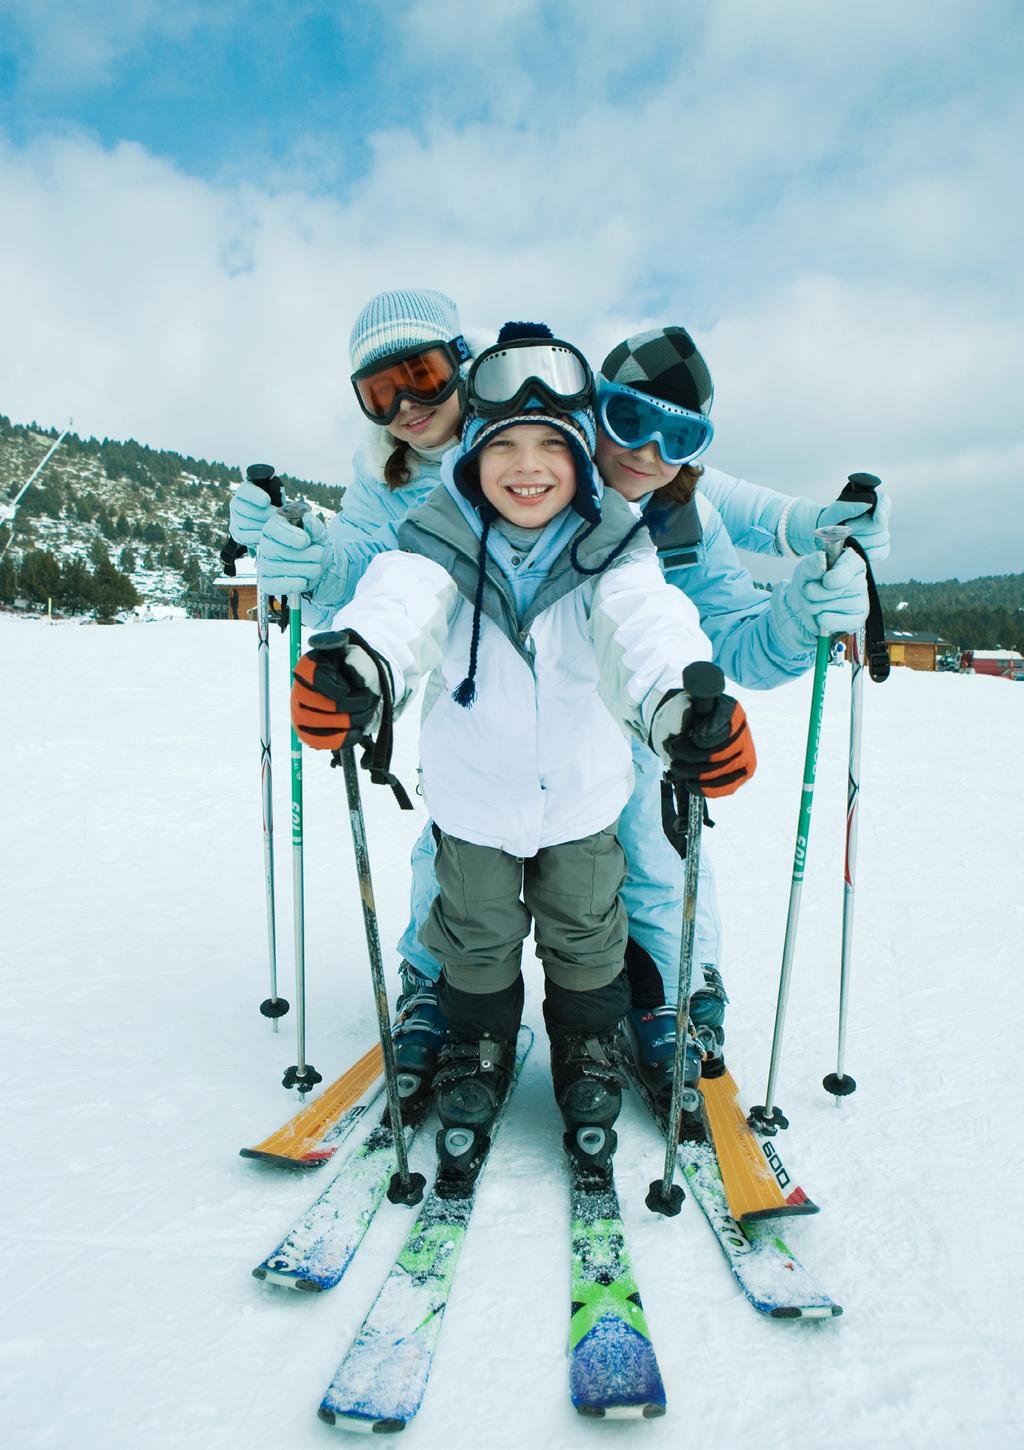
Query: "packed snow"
2 612 1021 1449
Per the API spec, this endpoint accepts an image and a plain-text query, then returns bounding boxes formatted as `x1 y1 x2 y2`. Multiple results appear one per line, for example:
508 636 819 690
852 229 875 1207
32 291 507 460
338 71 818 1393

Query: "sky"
1 0 1022 582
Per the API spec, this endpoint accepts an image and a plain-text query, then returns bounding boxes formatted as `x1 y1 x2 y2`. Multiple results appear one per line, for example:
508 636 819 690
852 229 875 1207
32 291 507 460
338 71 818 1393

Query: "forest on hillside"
2 413 1022 647
877 576 1024 654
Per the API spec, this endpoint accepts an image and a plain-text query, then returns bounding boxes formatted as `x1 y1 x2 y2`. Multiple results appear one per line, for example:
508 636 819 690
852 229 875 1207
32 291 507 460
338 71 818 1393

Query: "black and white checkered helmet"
600 326 714 416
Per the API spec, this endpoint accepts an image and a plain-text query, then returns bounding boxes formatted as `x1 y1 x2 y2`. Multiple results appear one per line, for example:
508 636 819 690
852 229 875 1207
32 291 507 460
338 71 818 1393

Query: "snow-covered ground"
2 614 1021 1449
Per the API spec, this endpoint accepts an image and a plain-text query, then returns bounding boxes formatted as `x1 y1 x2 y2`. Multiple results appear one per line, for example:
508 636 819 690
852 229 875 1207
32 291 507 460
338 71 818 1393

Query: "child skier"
288 322 757 1186
591 325 875 1110
229 288 482 1097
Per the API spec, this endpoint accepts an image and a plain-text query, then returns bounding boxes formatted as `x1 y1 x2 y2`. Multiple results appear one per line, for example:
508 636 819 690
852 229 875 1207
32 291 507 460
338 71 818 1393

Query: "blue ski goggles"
597 378 714 466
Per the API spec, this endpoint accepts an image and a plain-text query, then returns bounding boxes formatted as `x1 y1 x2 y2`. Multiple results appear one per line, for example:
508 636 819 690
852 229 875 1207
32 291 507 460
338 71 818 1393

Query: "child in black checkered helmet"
593 323 884 1111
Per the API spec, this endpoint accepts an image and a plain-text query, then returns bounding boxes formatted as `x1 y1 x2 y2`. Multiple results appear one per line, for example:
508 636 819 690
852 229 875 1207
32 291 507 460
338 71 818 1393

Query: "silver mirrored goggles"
597 379 714 466
468 338 593 419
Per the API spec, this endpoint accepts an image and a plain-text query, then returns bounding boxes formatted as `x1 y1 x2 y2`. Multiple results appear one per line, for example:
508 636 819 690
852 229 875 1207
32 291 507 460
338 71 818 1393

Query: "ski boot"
433 1036 514 1198
688 965 729 1076
390 961 448 1122
622 1005 705 1139
551 1034 623 1188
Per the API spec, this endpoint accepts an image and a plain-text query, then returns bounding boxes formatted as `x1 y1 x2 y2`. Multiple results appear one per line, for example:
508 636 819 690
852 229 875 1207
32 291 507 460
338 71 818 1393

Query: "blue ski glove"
229 479 277 546
257 511 329 595
785 485 892 562
769 548 869 654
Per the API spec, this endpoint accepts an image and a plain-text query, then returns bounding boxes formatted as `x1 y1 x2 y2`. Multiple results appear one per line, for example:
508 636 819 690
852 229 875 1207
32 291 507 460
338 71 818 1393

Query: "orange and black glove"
655 688 757 798
290 634 382 751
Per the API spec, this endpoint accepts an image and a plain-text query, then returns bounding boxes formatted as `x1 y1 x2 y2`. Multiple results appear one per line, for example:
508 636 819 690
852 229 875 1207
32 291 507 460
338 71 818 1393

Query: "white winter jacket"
333 487 712 858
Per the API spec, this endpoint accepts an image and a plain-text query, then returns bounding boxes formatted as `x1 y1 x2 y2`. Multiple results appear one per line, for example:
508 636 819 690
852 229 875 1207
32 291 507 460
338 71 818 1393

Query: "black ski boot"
551 1035 623 1188
688 965 729 1071
621 1005 705 1140
389 961 448 1123
433 1036 514 1198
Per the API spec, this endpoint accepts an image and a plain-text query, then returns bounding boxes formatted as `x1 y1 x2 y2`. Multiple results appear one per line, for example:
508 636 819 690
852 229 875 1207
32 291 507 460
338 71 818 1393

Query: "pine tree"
90 558 140 618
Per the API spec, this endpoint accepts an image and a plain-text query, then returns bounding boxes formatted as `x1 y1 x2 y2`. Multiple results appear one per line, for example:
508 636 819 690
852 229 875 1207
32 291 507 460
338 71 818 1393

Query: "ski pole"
824 473 887 1104
749 525 849 1135
335 745 426 1207
279 499 322 1097
647 660 725 1217
221 465 290 1028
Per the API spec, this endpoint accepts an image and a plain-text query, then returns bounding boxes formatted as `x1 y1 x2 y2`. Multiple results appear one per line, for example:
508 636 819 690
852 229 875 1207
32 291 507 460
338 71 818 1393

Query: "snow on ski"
317 1027 534 1433
677 1141 841 1319
252 1117 423 1292
623 1057 841 1318
240 1043 384 1168
568 1160 666 1419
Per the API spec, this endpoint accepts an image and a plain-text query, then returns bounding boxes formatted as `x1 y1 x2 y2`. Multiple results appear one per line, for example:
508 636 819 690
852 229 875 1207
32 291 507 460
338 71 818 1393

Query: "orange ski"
700 1065 818 1222
241 1043 384 1168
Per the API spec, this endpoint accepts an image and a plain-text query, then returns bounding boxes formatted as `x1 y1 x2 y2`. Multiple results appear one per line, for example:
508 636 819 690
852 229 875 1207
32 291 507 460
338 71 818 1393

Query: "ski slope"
2 612 1021 1449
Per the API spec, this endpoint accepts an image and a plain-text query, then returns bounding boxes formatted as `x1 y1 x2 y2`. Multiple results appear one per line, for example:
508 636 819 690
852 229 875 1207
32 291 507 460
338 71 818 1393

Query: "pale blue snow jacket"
299 430 451 629
698 465 796 558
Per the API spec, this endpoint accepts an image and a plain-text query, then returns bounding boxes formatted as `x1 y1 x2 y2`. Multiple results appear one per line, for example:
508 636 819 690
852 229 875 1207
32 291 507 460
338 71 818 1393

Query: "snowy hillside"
0 416 340 612
2 614 1021 1449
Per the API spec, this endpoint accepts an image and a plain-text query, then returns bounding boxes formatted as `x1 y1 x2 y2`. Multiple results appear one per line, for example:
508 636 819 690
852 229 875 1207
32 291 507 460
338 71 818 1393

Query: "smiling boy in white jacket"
290 323 757 1186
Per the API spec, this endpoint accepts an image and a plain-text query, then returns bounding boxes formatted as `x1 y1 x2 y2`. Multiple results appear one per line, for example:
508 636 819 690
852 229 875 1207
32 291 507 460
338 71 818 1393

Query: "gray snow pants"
418 825 628 996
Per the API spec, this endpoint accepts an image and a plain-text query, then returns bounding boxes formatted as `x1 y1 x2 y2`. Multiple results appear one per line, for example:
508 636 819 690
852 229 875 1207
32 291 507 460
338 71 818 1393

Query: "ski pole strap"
660 778 714 860
338 628 414 811
843 537 890 683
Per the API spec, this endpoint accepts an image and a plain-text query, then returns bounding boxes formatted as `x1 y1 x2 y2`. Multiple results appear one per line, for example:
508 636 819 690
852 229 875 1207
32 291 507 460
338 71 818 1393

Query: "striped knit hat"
349 288 462 372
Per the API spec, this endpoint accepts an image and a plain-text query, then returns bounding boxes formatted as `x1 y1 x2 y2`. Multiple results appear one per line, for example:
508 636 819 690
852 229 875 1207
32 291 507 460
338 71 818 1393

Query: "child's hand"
229 479 276 546
770 548 868 654
258 511 329 595
652 691 756 798
291 636 382 750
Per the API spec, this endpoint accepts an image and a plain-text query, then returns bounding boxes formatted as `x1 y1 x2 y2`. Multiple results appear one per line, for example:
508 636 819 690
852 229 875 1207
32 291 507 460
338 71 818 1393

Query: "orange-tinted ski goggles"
351 336 470 425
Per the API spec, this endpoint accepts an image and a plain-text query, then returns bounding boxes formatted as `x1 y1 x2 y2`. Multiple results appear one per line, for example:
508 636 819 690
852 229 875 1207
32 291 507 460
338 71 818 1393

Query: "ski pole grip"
219 465 285 577
682 660 725 717
278 499 310 529
837 471 882 518
246 462 284 509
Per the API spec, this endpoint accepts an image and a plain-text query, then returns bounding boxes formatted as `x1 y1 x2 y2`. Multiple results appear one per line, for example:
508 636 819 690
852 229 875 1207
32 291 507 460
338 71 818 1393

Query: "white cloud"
1 0 1021 579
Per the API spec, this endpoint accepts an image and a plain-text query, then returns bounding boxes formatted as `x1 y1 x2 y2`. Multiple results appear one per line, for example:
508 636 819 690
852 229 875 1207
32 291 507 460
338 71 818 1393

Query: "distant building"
960 648 1024 680
212 557 283 622
835 628 951 672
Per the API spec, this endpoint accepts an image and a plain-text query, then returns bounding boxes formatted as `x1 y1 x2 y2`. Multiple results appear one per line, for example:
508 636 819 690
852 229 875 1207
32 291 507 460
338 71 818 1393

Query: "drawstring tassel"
452 513 492 709
570 516 648 576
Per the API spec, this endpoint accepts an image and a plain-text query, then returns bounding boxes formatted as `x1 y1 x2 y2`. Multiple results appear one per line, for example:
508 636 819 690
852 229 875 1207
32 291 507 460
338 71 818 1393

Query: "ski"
317 1027 533 1433
568 1159 666 1418
623 1057 841 1318
699 1062 818 1221
677 1140 840 1319
252 1115 425 1292
241 1043 384 1169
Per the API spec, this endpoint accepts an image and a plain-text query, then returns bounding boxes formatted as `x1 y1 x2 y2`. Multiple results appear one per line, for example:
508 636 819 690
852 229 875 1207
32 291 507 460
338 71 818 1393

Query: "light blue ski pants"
396 738 722 1004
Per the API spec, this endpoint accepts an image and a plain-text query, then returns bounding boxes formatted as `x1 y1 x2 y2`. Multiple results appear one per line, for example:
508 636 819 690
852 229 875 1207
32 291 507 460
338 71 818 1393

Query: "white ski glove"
769 548 869 654
229 479 277 547
257 510 330 595
785 485 892 562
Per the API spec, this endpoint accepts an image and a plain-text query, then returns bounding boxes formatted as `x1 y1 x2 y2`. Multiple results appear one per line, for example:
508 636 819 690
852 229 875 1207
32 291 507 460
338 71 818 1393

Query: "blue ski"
252 1116 424 1292
568 1160 667 1418
624 1059 841 1318
317 1027 534 1432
